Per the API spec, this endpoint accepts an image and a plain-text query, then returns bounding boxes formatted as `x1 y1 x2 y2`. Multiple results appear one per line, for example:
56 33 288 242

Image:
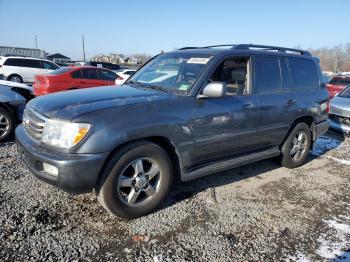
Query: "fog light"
43 163 58 177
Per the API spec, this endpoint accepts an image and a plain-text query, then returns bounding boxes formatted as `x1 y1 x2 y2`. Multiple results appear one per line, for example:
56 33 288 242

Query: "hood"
29 85 174 120
331 96 350 111
0 80 33 92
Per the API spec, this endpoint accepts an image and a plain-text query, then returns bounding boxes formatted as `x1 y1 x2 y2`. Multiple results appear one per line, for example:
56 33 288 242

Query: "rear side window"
4 58 21 66
22 59 42 68
42 61 59 70
81 68 99 80
289 58 319 90
329 77 350 85
254 56 281 93
98 69 116 81
71 70 83 79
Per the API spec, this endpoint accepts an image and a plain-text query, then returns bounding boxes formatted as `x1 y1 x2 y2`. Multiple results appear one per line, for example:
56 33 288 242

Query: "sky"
0 0 349 60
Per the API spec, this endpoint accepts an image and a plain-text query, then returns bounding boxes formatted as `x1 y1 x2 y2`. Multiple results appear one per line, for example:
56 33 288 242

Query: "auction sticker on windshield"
187 57 211 64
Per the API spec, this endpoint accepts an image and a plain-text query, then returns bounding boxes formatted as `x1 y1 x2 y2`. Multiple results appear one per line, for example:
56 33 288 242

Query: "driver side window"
210 57 251 96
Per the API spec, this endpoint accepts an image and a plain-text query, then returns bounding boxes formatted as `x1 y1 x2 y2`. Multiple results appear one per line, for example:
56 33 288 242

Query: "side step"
182 147 280 181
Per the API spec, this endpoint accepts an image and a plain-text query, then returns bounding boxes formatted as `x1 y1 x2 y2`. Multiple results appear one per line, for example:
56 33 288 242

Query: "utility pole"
82 35 86 62
35 35 38 49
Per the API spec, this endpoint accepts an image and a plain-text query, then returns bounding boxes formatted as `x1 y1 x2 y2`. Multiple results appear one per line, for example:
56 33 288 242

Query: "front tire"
97 141 173 219
280 122 311 168
0 107 15 142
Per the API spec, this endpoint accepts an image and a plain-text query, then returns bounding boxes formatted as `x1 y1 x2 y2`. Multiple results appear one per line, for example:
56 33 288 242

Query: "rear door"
253 55 298 147
21 59 42 82
80 68 104 88
97 68 117 85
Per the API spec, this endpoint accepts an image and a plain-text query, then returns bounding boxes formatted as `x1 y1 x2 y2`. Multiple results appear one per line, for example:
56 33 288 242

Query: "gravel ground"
0 133 349 261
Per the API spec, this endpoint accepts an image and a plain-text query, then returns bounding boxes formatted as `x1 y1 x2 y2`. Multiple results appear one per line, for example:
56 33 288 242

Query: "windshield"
127 53 212 94
339 86 350 98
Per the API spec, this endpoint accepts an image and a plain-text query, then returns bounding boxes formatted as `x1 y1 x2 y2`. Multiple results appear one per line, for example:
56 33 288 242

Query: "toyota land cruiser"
16 44 329 218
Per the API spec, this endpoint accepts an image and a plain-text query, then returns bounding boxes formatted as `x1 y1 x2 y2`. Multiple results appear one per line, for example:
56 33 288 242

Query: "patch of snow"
312 135 343 157
328 156 350 166
287 252 312 262
291 216 350 261
316 217 350 261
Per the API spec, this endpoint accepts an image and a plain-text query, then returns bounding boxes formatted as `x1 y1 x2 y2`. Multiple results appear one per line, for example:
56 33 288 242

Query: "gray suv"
16 44 329 218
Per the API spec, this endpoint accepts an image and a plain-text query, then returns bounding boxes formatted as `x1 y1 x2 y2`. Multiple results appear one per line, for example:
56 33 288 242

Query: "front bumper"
328 117 350 135
312 120 329 140
15 125 109 194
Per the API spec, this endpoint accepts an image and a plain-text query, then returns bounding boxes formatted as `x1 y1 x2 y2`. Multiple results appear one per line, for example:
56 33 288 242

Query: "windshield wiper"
141 85 169 93
126 80 169 93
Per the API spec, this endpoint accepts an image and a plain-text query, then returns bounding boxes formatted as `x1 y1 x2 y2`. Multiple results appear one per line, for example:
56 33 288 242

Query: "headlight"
41 119 90 149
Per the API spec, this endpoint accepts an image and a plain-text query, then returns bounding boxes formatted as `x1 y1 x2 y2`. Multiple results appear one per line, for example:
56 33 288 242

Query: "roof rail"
178 44 312 57
232 44 312 56
178 47 201 50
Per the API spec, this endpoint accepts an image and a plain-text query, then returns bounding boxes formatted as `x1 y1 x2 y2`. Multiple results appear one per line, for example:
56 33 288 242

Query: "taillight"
326 100 330 113
116 75 124 80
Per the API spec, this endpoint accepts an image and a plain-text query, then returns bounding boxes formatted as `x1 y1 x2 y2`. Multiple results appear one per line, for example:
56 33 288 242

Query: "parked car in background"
328 85 350 135
33 66 117 96
16 44 329 219
115 69 136 85
0 80 34 142
0 56 60 83
327 76 350 99
77 61 122 72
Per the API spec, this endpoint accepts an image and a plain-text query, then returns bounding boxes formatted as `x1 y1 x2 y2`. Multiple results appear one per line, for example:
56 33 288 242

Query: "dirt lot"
0 133 349 261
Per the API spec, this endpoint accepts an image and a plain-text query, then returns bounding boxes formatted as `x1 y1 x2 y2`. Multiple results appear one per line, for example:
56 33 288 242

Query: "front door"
193 57 259 165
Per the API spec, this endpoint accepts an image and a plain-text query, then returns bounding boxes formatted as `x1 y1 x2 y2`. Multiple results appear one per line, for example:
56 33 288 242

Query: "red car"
327 76 350 99
33 66 117 96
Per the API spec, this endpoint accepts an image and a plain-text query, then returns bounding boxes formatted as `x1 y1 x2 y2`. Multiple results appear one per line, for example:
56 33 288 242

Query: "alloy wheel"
117 158 162 207
0 114 10 138
289 131 307 161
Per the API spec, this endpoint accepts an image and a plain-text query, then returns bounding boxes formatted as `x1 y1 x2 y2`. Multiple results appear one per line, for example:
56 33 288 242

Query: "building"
46 53 71 65
0 46 46 58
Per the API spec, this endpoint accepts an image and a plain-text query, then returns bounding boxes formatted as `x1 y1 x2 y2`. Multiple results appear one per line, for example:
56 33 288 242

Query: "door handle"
242 103 256 111
80 81 87 84
286 99 296 105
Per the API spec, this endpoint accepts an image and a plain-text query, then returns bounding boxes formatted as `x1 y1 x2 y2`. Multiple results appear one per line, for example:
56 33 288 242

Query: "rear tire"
96 141 173 219
0 107 15 142
280 122 311 168
7 74 23 83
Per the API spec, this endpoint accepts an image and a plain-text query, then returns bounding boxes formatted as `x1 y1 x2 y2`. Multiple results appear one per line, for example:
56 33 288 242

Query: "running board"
182 147 280 181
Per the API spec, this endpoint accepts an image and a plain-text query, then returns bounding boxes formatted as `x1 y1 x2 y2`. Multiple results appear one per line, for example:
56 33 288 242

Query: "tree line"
308 43 350 73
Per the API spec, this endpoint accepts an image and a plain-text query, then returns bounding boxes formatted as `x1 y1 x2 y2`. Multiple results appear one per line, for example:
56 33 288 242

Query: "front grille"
23 106 46 141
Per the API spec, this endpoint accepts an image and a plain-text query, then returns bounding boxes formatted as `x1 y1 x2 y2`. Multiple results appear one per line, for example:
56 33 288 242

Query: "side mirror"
198 82 226 99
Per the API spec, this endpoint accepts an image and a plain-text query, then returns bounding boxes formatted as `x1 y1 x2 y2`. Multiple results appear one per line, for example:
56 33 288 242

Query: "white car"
0 56 60 83
115 69 136 85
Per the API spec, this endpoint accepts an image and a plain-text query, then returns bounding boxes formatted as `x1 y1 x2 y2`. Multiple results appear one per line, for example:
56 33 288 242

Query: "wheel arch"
95 136 182 190
281 115 315 149
7 73 23 82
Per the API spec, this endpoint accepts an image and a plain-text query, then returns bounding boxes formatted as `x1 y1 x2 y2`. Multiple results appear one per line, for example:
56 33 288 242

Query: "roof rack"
232 44 312 56
177 47 201 50
178 44 312 57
